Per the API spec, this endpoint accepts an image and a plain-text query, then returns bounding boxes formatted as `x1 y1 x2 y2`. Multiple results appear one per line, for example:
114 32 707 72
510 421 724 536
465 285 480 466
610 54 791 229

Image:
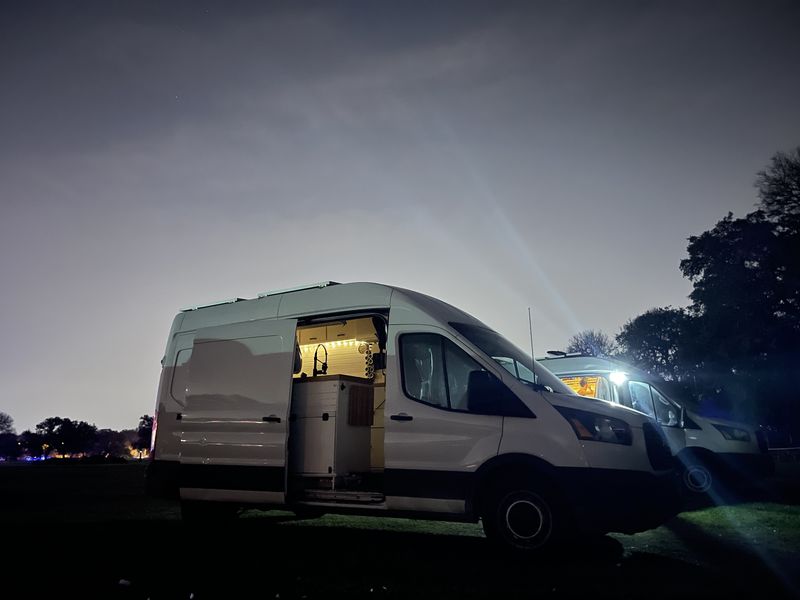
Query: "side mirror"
467 371 500 414
467 371 534 418
666 410 678 427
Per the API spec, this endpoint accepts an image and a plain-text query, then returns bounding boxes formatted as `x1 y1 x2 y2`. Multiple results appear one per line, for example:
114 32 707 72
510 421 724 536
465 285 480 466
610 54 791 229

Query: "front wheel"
682 462 714 494
482 487 564 553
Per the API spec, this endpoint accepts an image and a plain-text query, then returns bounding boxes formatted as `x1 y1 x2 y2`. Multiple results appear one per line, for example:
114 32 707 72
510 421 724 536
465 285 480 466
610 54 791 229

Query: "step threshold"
302 489 385 503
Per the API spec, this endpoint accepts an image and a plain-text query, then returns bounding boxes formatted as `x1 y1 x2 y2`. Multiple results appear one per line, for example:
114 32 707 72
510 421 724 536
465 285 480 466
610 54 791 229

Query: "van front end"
546 399 682 536
679 412 775 493
559 426 681 535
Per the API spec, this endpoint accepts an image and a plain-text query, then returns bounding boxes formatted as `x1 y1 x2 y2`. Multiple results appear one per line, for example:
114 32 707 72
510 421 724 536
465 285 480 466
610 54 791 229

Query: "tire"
482 485 565 554
181 500 240 523
682 462 714 494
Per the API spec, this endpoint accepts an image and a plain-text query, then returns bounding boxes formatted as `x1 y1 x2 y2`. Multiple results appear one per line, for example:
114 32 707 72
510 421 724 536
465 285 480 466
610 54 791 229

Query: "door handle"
390 413 413 422
262 415 282 423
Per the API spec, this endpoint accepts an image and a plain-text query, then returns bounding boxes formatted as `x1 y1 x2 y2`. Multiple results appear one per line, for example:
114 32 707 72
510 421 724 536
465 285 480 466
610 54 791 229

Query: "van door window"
627 381 655 418
651 386 679 427
400 334 448 409
595 376 617 403
401 333 507 414
443 338 482 411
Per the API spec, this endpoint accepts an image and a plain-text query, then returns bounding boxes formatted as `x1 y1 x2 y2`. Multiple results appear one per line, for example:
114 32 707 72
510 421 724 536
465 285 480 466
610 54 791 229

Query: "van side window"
170 348 192 403
627 381 655 418
400 333 498 414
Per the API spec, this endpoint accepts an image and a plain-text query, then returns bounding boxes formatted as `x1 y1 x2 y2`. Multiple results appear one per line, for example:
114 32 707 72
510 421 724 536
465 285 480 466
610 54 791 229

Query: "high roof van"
147 282 680 552
540 354 773 496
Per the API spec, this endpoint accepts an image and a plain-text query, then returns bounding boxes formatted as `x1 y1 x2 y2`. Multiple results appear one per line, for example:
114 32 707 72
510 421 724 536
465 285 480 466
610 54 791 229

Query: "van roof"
181 281 341 311
538 355 655 382
173 281 487 334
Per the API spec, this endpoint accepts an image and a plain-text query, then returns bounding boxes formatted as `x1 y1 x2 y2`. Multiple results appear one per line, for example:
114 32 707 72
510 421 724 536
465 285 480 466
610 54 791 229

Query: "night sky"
1 1 799 432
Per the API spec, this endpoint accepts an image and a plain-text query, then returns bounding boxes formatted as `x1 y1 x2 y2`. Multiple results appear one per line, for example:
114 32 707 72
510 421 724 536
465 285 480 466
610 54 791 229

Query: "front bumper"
716 451 775 480
558 467 682 535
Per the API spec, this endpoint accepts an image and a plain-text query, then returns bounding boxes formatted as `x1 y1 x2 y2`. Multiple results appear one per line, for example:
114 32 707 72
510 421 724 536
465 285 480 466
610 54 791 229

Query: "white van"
540 354 773 496
147 282 680 552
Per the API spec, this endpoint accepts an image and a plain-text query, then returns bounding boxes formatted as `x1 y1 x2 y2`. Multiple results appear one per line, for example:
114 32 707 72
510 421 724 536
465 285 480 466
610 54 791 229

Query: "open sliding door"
180 318 298 505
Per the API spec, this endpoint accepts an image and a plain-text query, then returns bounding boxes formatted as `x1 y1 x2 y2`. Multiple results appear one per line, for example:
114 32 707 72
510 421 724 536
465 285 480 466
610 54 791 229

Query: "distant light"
609 371 628 386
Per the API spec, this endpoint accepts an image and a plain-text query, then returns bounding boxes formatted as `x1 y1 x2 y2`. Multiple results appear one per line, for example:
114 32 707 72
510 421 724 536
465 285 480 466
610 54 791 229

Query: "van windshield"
450 322 573 394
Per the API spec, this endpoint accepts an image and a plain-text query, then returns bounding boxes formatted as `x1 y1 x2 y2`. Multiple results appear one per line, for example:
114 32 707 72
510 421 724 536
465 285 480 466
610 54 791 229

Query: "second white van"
540 354 773 496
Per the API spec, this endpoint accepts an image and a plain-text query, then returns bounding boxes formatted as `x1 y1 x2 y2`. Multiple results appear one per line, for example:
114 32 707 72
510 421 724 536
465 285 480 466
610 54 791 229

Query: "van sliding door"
180 318 298 504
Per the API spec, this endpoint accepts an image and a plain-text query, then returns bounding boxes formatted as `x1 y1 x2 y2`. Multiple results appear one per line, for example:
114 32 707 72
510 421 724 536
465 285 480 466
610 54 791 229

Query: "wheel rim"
684 465 712 493
505 499 545 540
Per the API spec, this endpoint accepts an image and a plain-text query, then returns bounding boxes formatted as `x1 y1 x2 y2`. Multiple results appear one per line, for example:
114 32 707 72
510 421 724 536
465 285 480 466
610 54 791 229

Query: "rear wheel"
482 485 565 553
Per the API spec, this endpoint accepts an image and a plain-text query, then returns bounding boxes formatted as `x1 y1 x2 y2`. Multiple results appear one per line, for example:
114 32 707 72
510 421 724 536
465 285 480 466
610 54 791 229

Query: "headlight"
555 406 633 445
713 424 751 442
609 371 628 386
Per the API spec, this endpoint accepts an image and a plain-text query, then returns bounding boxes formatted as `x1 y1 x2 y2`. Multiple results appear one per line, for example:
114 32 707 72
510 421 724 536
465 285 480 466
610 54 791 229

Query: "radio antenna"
528 307 537 384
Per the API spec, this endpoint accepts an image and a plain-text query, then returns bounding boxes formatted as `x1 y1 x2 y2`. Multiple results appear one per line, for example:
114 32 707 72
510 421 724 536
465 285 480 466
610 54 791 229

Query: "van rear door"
179 318 298 505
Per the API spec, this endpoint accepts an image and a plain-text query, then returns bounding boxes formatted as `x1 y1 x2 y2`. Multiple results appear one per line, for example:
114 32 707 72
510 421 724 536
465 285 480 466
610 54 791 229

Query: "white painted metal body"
150 282 675 523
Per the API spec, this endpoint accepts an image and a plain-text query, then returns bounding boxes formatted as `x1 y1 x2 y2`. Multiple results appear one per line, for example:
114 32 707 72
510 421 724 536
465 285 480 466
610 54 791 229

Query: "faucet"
313 344 328 377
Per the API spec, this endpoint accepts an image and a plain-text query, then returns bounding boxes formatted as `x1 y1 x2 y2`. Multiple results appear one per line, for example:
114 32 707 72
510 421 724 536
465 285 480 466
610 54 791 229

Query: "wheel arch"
468 453 562 519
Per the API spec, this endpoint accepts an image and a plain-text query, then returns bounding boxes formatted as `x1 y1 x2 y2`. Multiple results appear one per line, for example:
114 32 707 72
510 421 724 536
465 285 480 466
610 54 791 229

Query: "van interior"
289 315 387 504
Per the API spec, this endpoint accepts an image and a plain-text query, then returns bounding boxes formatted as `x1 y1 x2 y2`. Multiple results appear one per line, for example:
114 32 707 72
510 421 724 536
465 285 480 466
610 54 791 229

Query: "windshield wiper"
521 379 556 393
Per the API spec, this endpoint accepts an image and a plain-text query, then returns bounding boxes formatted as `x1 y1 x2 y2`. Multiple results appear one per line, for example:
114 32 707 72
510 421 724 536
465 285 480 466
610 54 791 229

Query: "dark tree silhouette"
93 428 129 458
62 420 98 456
35 417 98 457
756 147 800 223
616 307 692 381
678 147 800 425
0 433 21 460
19 430 46 459
0 412 14 435
133 415 153 457
619 147 800 429
566 330 616 357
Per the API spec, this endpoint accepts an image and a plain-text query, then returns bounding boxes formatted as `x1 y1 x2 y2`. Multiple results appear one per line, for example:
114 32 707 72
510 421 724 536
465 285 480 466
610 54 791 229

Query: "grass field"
1 462 799 599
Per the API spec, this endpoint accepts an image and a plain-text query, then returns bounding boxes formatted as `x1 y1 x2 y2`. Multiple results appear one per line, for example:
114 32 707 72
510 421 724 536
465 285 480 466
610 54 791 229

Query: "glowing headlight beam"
609 371 628 386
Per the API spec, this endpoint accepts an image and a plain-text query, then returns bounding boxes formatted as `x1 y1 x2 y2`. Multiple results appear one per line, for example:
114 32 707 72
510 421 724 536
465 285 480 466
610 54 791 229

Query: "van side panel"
383 317 503 513
178 318 298 504
152 314 186 463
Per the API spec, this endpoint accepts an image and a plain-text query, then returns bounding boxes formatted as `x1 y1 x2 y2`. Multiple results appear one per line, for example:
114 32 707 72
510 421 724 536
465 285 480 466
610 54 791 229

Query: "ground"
1 462 798 599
